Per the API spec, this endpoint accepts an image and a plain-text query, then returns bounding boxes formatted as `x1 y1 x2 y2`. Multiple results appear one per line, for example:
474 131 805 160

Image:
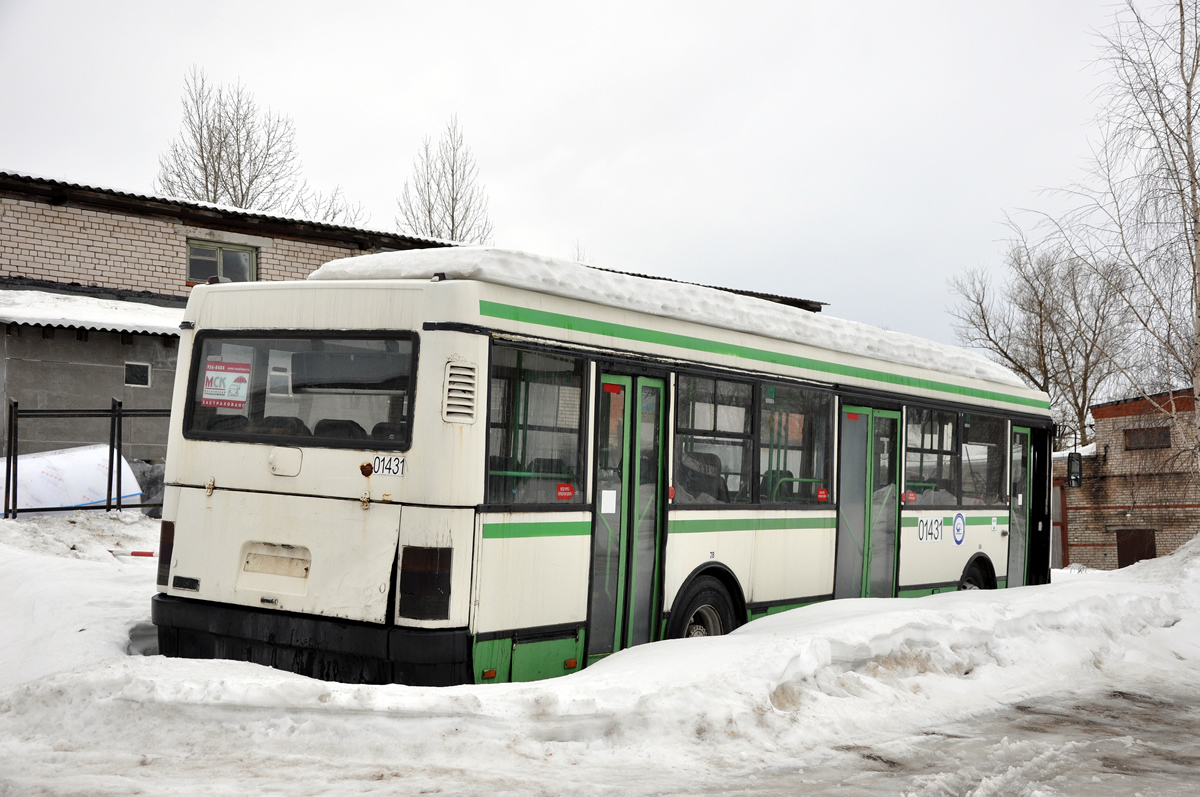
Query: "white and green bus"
152 248 1054 686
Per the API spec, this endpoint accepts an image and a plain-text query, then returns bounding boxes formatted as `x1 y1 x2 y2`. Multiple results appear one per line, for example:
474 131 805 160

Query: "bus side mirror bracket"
1066 451 1083 488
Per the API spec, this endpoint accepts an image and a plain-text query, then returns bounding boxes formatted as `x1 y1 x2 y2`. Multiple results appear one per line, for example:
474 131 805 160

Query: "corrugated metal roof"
0 289 183 336
584 264 825 313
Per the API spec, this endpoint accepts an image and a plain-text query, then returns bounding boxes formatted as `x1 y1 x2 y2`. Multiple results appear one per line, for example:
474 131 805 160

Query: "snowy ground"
2 513 1199 796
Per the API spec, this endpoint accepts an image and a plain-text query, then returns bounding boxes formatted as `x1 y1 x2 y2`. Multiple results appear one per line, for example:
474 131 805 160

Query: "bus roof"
309 247 1028 391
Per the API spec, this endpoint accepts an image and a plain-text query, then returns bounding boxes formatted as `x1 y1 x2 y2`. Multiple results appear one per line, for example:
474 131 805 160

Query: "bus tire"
959 563 988 591
667 575 738 638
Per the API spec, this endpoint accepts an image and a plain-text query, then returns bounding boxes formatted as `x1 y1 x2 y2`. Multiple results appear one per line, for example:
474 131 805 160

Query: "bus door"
1008 426 1031 587
834 406 901 599
586 373 667 664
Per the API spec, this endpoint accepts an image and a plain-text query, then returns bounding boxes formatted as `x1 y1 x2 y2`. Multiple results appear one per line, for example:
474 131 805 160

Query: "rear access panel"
166 486 402 624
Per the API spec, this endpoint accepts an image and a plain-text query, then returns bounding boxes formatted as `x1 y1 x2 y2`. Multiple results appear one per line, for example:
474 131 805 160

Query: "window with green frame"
187 241 257 283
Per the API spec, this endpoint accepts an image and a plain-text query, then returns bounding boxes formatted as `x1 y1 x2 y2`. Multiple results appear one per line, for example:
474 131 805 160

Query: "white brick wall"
0 196 375 294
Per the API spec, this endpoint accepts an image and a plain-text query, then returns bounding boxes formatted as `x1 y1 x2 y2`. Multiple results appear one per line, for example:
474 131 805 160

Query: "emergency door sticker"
202 361 252 409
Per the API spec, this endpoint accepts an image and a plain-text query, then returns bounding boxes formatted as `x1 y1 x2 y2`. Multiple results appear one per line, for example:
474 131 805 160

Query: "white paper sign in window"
202 361 251 409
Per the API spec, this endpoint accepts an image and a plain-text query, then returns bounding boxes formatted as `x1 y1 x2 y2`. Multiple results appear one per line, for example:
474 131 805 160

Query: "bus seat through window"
313 419 367 440
761 469 795 502
371 422 407 442
208 415 249 433
679 452 728 503
252 416 312 436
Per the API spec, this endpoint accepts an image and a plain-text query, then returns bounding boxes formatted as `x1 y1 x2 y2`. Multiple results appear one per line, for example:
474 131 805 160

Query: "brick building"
1053 391 1200 569
0 170 445 458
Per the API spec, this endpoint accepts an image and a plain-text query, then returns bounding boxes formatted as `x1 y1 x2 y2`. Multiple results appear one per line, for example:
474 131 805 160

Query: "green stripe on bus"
670 516 837 534
479 300 1050 410
482 521 591 539
901 514 1008 527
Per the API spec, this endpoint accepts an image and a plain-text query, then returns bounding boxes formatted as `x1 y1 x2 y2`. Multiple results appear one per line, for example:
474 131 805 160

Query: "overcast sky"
0 1 1120 346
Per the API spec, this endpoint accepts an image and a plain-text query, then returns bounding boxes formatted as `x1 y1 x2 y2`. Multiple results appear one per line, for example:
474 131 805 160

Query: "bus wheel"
668 576 738 638
959 564 987 591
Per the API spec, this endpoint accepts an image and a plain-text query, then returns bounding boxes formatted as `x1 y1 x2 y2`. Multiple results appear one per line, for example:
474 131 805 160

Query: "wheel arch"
667 561 747 625
961 553 997 589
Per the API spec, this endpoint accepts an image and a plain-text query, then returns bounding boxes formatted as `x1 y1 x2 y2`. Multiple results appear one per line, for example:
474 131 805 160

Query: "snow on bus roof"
310 247 1026 389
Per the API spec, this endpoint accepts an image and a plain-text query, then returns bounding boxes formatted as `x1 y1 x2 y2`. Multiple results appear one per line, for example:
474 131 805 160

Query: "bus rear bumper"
151 593 472 686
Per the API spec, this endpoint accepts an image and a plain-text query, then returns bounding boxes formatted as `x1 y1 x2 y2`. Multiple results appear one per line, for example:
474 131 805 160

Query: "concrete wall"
1 324 176 460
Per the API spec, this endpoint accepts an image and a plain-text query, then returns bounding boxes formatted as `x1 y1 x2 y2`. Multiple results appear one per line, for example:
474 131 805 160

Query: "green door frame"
587 373 666 664
1009 425 1032 588
837 405 902 599
624 376 666 650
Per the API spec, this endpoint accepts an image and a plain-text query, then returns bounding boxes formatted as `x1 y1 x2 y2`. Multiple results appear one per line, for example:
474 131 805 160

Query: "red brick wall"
1053 408 1200 569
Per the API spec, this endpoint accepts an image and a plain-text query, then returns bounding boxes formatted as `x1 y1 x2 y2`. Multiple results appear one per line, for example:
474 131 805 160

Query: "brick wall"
1054 410 1200 569
0 195 372 294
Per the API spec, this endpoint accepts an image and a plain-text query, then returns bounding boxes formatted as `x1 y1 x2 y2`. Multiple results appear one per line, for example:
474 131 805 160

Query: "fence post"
4 399 13 519
115 398 124 512
106 398 117 512
8 400 18 520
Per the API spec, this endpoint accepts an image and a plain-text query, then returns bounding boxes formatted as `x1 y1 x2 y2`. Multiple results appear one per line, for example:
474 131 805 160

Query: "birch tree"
395 116 493 243
156 67 363 225
1041 0 1200 466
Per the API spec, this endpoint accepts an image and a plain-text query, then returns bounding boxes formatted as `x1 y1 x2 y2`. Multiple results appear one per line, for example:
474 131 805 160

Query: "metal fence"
3 398 170 518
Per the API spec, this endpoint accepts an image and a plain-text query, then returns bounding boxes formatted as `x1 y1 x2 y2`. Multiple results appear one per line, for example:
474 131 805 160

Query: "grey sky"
0 1 1117 346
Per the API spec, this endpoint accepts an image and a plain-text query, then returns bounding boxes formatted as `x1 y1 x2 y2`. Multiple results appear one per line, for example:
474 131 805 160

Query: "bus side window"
485 346 585 506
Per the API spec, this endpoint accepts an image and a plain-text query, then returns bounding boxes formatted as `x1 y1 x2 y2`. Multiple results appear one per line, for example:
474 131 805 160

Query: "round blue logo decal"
953 513 966 545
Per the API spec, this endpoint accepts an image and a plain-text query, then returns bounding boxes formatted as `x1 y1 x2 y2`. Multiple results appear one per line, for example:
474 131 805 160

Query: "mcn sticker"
201 361 251 409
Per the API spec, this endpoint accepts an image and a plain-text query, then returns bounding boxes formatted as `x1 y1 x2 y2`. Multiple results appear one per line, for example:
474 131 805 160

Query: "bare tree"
395 116 493 243
570 238 591 264
295 184 368 227
1034 0 1200 467
950 237 1131 446
156 67 364 225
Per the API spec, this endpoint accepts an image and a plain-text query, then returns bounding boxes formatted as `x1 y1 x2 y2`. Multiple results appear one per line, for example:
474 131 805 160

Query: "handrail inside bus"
767 476 823 501
489 470 573 479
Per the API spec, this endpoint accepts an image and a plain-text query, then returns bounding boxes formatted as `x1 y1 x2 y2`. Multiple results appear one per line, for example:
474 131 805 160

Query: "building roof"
0 170 452 252
1091 390 1196 419
0 288 183 336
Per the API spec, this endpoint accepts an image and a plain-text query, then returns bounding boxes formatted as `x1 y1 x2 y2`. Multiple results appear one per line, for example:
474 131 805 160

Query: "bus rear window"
186 333 416 449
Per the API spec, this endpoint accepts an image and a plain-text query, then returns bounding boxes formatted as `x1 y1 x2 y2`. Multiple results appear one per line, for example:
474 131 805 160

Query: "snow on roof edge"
0 290 184 336
310 247 1031 391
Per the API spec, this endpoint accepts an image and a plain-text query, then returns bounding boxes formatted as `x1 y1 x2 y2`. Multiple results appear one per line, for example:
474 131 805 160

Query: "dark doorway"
1116 528 1156 568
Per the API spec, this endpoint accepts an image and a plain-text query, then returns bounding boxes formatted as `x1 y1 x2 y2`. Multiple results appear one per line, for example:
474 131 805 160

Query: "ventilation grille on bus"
442 361 477 423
